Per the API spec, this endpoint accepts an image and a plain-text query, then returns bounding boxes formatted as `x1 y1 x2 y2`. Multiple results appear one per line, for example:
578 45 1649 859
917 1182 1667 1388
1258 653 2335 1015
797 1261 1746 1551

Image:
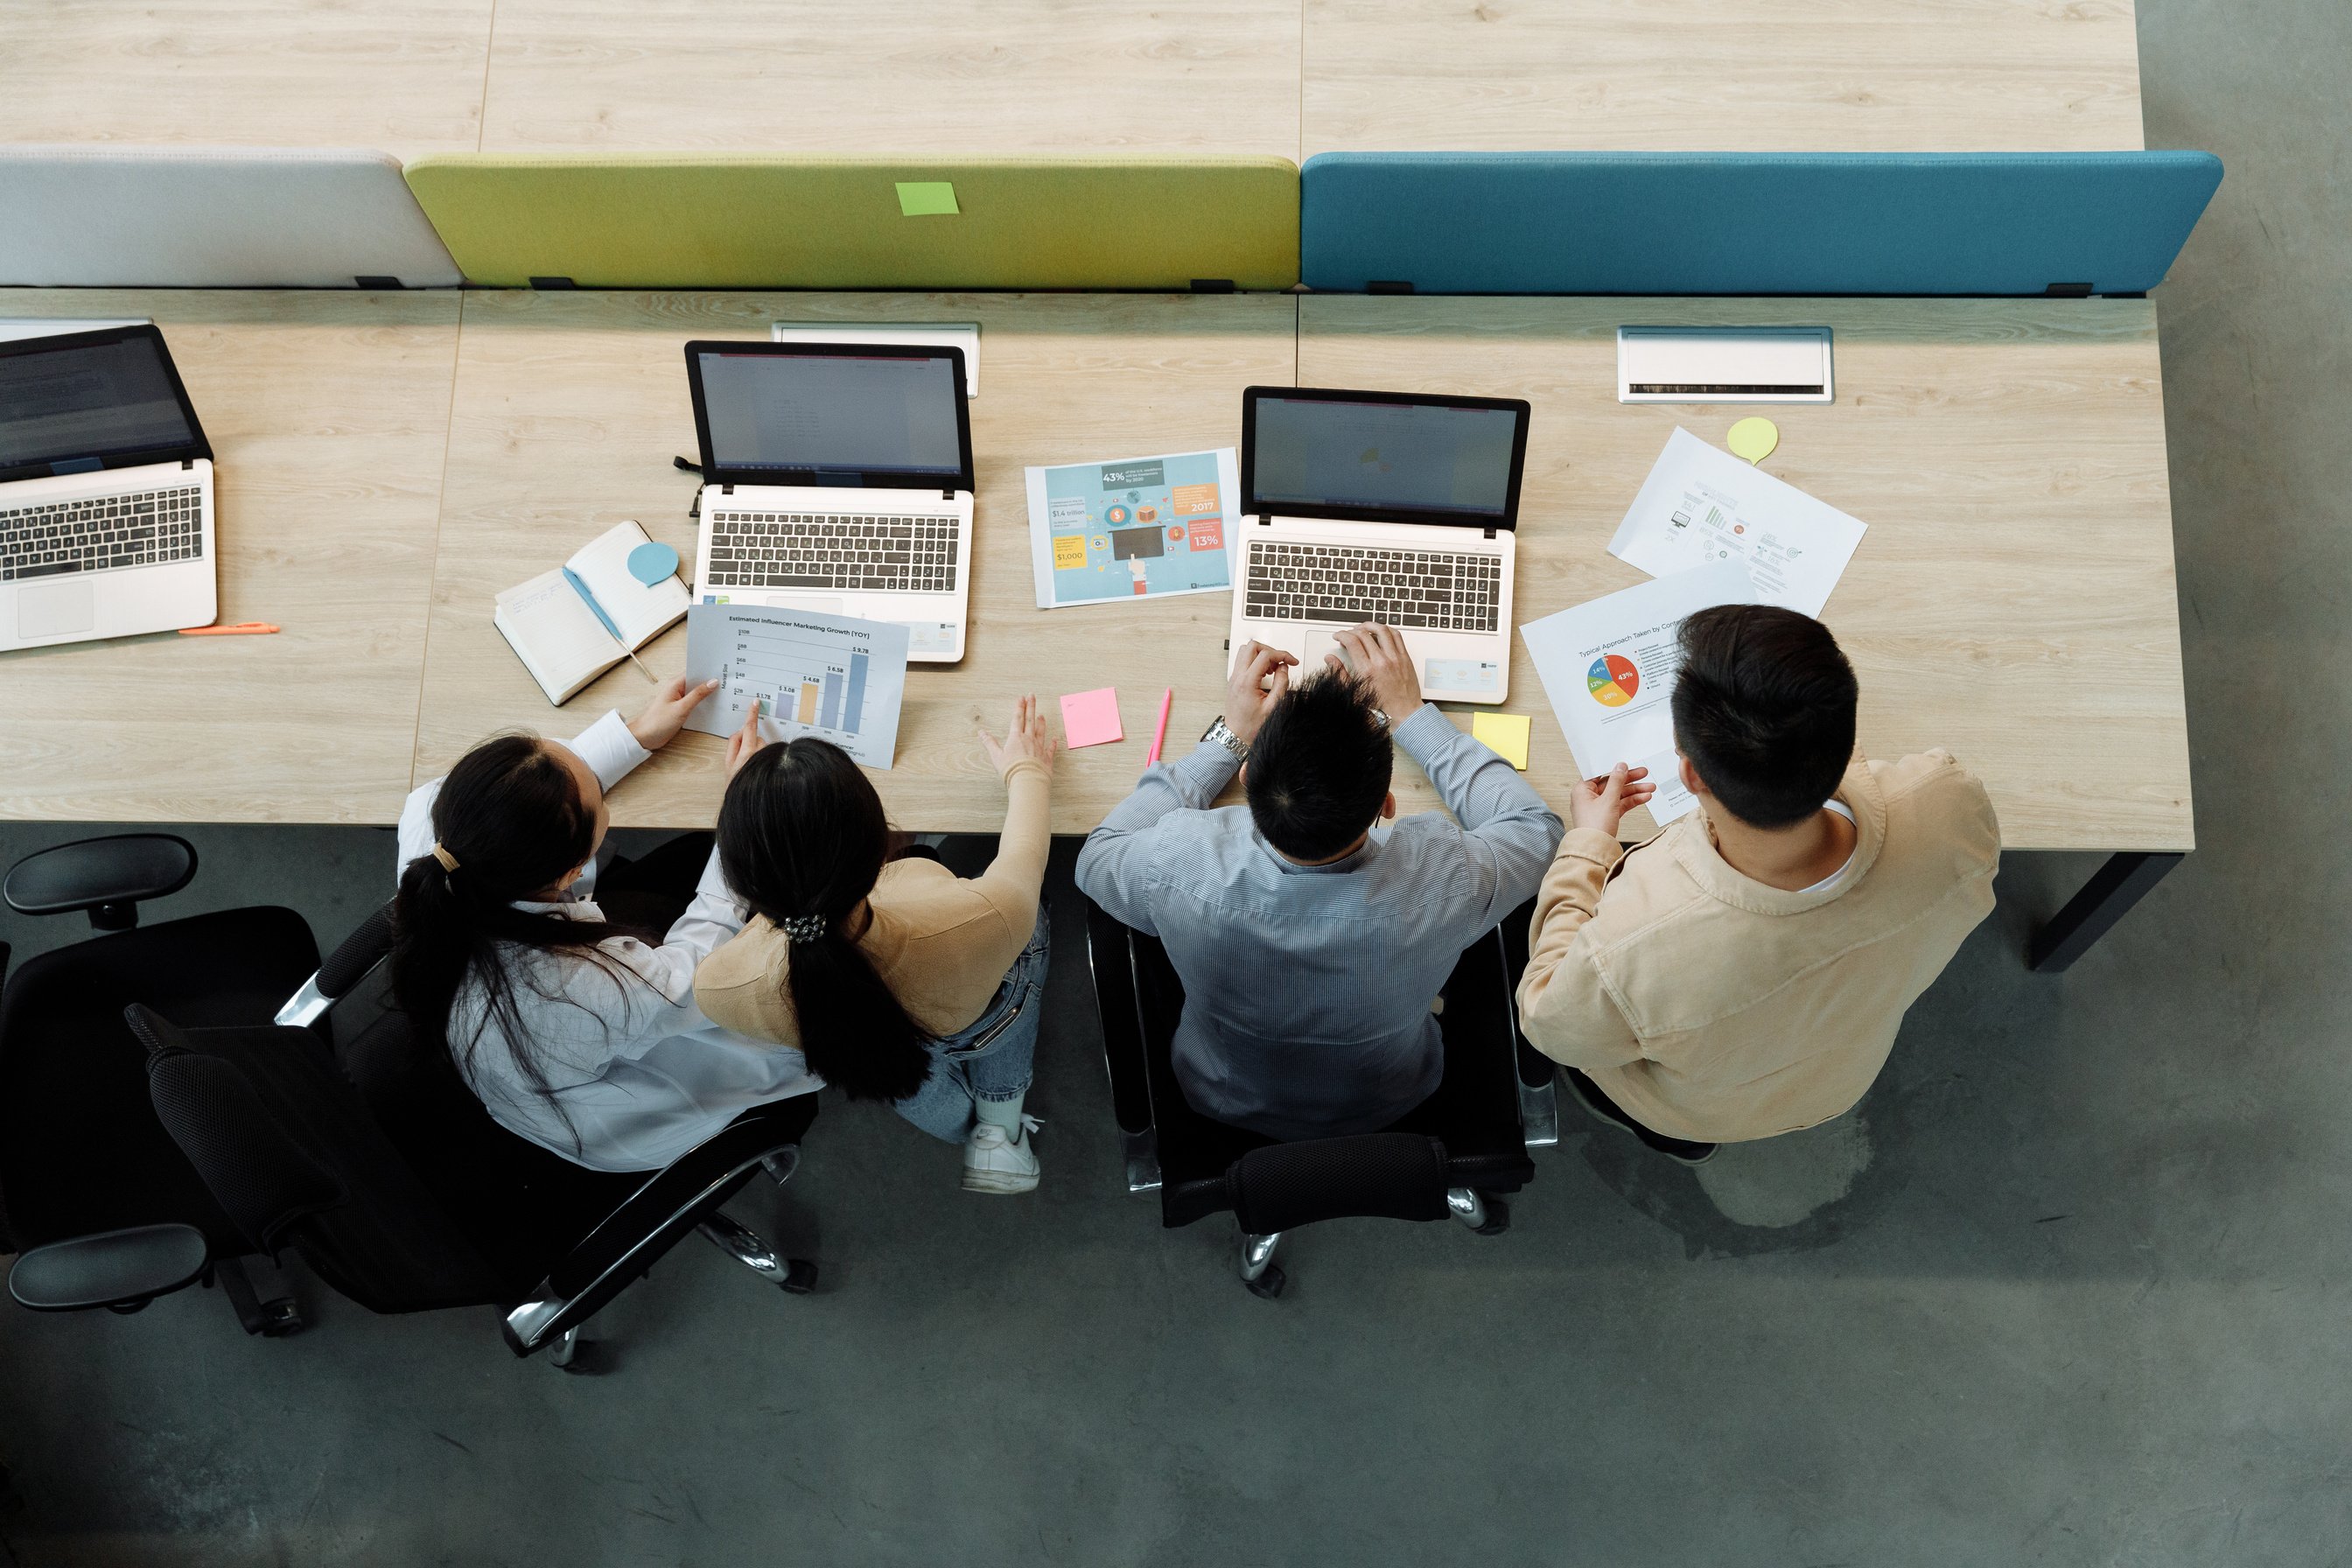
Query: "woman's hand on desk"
1570 763 1655 837
979 695 1056 781
628 676 722 752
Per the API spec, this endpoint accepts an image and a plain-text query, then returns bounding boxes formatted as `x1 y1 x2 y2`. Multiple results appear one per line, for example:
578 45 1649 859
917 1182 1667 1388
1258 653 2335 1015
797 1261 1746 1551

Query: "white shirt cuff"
556 710 651 794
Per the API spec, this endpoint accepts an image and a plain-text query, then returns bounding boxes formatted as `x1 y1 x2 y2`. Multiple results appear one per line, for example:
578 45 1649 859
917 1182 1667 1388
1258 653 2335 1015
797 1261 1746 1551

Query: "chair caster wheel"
779 1258 818 1295
1243 1264 1286 1300
256 1298 304 1335
1473 1197 1509 1236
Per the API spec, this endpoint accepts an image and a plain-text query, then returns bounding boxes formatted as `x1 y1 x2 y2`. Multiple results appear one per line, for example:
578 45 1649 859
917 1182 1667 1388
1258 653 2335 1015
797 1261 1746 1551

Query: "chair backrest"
1299 150 2224 297
1228 1134 1452 1234
129 1005 516 1314
0 906 317 1255
402 154 1301 290
0 145 461 288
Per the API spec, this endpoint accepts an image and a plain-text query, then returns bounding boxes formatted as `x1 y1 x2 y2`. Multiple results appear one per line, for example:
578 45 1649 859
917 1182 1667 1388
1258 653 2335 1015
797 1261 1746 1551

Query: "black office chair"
1083 897 1536 1299
3 839 824 1370
1 834 317 1333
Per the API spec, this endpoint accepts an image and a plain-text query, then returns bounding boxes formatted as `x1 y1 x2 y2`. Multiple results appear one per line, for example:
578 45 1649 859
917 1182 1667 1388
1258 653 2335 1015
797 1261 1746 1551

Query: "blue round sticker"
626 541 681 586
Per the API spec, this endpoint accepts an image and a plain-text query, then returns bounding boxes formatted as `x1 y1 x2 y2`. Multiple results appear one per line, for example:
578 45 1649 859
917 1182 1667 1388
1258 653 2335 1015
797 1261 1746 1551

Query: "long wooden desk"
0 290 459 822
414 291 1300 831
1298 296 2194 856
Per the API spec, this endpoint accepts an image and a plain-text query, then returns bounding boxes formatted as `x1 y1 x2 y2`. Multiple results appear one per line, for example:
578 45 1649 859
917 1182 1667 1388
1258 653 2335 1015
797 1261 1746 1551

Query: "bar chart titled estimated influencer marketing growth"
683 603 912 768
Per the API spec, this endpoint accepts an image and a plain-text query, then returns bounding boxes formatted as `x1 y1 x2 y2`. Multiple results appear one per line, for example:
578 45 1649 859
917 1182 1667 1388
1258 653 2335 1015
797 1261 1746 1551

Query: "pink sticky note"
1060 688 1124 748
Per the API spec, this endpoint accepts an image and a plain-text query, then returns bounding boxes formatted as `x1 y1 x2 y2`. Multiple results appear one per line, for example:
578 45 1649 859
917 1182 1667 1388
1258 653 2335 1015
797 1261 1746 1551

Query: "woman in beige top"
698 696 1055 1194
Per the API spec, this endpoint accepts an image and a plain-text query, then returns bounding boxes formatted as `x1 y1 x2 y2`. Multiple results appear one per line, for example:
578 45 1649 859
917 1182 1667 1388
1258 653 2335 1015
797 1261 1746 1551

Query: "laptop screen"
1244 390 1528 527
0 330 204 476
690 346 969 486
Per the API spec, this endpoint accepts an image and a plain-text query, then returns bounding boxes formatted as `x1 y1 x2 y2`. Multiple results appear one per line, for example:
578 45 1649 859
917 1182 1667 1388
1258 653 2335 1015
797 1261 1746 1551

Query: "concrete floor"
3 4 2347 1562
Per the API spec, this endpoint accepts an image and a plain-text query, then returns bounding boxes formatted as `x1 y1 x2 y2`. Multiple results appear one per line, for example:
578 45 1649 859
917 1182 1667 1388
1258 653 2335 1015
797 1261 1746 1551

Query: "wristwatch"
1201 715 1250 762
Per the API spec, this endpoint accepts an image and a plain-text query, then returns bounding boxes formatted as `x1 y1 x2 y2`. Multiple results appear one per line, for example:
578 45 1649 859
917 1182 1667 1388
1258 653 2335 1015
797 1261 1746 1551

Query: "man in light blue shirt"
1076 624 1564 1140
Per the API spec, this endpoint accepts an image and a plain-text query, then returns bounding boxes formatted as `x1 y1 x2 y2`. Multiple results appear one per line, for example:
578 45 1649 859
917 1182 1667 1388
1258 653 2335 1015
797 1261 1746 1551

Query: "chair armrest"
501 1098 816 1357
278 903 396 1026
8 1222 210 1312
1082 897 1154 1138
4 835 196 928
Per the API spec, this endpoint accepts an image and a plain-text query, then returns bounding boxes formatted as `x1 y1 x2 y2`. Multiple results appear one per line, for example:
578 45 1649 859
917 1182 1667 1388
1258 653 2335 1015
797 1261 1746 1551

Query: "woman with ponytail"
390 678 819 1172
697 696 1055 1194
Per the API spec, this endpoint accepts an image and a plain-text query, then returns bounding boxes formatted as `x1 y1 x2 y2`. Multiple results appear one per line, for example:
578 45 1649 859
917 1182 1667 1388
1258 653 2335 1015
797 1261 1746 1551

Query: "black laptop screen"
696 350 964 480
0 332 200 472
1249 396 1521 520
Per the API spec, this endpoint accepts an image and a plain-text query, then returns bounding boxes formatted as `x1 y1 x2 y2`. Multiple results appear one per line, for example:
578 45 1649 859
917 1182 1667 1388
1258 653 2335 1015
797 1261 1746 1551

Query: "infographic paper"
1025 448 1240 609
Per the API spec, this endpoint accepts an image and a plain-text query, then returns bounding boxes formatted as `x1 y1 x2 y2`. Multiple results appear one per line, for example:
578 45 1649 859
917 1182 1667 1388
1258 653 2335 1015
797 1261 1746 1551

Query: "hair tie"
780 913 830 944
430 843 460 874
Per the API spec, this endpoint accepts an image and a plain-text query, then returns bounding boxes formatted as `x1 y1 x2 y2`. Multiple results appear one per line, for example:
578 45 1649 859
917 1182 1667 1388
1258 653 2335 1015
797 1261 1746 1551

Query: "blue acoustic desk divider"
1299 151 2223 298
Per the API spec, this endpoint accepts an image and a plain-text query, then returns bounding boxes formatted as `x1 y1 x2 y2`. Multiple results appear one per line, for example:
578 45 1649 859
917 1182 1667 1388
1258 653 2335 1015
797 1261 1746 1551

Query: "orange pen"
178 622 280 636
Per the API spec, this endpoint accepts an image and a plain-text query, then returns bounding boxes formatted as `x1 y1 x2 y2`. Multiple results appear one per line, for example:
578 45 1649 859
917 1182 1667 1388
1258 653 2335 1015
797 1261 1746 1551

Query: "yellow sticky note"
896 181 960 217
1053 534 1088 570
1472 711 1531 770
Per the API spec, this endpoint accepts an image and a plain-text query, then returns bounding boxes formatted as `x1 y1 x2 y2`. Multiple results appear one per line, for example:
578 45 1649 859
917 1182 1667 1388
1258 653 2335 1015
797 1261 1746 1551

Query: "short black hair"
1245 671 1394 861
1671 605 1858 830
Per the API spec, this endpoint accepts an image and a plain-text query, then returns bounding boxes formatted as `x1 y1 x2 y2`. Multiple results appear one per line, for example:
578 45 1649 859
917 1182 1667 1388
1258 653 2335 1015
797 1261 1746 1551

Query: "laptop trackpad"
771 595 844 619
18 581 95 640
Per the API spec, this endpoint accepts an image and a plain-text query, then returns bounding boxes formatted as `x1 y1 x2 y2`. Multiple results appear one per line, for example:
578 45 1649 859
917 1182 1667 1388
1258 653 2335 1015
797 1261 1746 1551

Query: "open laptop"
1232 385 1531 704
0 324 216 651
684 340 975 662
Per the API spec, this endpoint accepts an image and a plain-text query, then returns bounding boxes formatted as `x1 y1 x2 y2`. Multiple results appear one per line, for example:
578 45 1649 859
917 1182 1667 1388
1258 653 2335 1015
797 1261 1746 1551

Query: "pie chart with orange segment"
1586 653 1641 707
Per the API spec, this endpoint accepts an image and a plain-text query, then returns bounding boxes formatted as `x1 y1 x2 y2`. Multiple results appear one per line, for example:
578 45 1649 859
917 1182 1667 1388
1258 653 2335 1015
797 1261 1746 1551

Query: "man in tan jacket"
1517 605 2000 1164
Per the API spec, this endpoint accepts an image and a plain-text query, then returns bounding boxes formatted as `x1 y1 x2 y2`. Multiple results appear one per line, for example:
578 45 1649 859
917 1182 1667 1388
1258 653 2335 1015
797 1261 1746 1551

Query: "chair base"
696 1213 818 1295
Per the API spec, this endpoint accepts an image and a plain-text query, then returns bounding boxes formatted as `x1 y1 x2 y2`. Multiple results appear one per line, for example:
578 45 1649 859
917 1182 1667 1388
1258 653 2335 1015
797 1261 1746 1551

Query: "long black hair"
389 735 647 1137
716 738 932 1102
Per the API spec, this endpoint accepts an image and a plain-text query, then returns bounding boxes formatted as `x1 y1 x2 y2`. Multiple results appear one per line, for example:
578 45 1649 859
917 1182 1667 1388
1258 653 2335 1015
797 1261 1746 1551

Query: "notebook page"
494 570 618 701
569 521 689 650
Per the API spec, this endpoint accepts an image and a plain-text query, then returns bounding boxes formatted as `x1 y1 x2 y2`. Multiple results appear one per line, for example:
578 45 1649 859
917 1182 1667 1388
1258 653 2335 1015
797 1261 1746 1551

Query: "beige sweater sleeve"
960 756 1052 951
1515 828 1647 1073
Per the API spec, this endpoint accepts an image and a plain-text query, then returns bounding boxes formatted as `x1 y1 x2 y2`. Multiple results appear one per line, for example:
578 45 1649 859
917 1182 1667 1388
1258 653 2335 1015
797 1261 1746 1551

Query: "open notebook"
494 521 689 704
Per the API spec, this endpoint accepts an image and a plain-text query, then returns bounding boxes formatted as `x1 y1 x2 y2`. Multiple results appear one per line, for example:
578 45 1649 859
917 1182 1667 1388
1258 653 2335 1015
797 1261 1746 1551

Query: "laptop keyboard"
1243 541 1503 633
1 486 206 582
706 511 959 592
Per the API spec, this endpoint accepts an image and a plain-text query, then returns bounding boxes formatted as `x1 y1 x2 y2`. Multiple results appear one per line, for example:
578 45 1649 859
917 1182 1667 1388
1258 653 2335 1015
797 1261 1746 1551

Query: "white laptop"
684 340 975 662
0 324 217 652
1231 385 1531 704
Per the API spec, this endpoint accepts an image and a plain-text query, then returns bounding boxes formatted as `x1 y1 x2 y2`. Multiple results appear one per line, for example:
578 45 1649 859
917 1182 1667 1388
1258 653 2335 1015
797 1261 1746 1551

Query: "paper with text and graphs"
1607 427 1867 617
1520 561 1756 824
1025 448 1240 609
682 603 910 770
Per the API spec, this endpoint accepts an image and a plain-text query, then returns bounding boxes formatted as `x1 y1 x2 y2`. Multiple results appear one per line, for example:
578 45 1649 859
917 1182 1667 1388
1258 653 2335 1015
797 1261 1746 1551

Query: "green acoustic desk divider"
402 155 1300 290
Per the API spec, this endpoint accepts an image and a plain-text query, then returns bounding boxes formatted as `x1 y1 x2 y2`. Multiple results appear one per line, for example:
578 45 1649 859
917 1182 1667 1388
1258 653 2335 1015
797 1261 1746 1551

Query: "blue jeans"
893 906 1049 1143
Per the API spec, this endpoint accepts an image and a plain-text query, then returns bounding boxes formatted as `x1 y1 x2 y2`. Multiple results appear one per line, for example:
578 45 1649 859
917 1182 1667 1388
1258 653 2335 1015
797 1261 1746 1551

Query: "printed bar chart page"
682 604 911 769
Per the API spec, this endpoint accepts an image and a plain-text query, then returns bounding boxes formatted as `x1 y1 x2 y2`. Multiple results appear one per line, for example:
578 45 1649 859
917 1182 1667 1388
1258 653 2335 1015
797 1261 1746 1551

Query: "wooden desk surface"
0 290 459 822
475 0 1306 160
0 0 498 158
414 290 1299 834
1303 0 2148 155
1298 296 2194 853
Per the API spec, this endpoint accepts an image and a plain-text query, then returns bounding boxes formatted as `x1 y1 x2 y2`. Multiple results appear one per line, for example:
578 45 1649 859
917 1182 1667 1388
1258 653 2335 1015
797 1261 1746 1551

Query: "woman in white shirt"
389 678 814 1173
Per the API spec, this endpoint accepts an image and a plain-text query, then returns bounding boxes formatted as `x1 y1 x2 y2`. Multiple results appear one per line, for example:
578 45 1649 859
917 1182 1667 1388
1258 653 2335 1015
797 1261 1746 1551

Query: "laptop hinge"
528 276 579 290
181 459 194 470
1189 278 1236 293
1484 527 1497 540
721 484 734 495
2043 282 2094 298
1256 514 1273 526
943 488 955 500
1368 280 1416 295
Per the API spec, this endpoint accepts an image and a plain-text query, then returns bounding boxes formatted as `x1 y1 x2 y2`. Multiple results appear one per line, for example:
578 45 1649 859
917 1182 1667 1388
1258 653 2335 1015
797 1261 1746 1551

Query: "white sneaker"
962 1115 1041 1194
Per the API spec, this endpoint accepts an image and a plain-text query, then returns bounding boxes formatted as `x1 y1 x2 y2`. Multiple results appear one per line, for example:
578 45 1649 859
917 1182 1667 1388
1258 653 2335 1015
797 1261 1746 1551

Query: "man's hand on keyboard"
1326 622 1422 724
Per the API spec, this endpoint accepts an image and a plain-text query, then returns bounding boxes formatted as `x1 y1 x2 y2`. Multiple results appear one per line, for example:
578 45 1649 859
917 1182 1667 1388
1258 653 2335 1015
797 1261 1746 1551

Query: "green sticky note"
895 181 960 217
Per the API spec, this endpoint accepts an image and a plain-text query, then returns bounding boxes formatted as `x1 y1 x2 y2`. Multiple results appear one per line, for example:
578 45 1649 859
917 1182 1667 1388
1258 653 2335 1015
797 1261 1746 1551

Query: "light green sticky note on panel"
895 181 960 217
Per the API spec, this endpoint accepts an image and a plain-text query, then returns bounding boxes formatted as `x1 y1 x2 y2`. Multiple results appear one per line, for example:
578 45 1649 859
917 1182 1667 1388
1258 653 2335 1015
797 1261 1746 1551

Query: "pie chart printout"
1586 653 1641 708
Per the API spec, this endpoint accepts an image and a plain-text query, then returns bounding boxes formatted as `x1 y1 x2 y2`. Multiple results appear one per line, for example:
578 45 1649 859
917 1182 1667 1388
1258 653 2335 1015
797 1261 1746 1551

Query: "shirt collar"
1669 761 1886 914
1254 827 1383 876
